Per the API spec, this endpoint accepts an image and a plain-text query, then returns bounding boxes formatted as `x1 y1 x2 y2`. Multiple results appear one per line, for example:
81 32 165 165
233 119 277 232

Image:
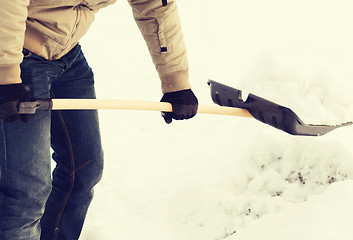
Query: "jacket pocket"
136 17 168 55
156 18 168 54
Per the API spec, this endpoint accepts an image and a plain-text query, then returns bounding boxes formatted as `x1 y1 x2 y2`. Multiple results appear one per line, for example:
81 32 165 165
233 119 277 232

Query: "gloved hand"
160 89 198 124
0 84 31 122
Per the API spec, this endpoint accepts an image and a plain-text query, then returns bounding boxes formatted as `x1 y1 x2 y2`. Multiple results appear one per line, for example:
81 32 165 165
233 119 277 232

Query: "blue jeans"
0 45 104 240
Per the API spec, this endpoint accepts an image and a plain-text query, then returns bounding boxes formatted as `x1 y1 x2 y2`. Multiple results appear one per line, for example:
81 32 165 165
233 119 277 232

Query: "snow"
232 180 353 240
78 0 353 239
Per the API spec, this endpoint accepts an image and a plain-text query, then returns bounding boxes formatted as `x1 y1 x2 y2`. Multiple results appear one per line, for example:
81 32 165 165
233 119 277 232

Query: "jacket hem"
0 64 22 85
24 24 77 61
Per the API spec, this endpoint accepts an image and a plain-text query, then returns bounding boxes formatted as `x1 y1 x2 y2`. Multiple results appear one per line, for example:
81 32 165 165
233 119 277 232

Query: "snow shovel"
207 80 352 136
3 80 351 136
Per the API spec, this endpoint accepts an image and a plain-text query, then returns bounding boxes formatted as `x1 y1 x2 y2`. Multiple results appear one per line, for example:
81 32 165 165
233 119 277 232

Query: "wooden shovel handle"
51 99 253 118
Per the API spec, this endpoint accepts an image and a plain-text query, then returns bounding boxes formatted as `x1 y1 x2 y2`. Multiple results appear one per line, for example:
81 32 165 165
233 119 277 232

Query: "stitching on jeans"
55 158 93 175
73 160 93 173
52 109 75 240
55 160 71 175
50 91 76 240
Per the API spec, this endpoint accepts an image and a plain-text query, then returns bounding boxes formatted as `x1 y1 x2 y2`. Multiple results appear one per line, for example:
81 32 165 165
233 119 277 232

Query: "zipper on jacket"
162 0 167 6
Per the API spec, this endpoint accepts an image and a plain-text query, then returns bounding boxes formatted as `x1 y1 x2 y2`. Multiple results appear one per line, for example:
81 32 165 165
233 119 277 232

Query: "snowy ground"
79 1 353 239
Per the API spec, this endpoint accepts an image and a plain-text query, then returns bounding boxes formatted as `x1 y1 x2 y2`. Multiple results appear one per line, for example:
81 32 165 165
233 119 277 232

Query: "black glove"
0 84 31 122
160 89 198 124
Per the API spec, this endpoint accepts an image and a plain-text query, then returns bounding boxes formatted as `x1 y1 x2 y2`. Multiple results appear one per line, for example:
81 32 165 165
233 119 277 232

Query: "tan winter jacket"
0 0 191 93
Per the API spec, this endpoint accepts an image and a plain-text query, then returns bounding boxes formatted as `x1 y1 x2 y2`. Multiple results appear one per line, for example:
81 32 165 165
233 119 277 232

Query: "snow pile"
230 180 353 240
159 134 353 240
238 56 353 125
79 0 353 239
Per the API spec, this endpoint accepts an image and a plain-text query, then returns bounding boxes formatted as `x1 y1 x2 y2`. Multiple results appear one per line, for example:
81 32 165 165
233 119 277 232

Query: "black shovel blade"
208 80 352 136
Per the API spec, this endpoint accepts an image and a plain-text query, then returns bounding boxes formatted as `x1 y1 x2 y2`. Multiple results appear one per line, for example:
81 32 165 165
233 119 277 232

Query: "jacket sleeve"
0 0 29 84
128 0 191 93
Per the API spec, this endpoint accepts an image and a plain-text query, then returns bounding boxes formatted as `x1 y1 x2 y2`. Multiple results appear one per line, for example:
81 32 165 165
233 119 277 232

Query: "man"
0 0 198 239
